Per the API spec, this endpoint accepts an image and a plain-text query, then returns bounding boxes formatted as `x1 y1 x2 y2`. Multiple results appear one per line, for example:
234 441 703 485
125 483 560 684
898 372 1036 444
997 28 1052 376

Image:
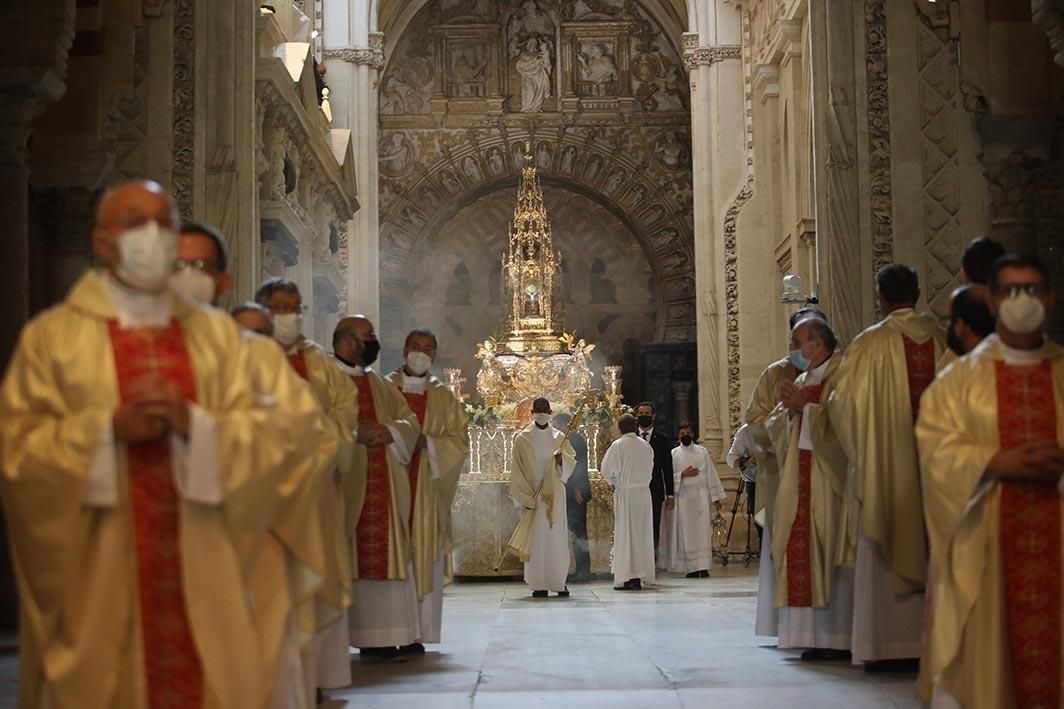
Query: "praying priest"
744 307 826 638
508 397 577 598
767 317 853 661
332 316 422 661
255 277 360 694
386 328 469 649
600 413 656 590
175 225 341 708
827 263 944 668
916 254 1063 709
0 181 316 708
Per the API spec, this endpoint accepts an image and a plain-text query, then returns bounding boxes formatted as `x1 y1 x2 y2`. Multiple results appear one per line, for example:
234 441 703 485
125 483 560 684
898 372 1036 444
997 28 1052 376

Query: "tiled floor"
327 567 920 708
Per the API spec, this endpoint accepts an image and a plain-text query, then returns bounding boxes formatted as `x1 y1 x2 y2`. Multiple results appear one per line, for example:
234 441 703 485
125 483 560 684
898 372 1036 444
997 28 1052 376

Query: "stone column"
324 35 383 325
683 10 746 459
202 2 258 307
671 380 694 428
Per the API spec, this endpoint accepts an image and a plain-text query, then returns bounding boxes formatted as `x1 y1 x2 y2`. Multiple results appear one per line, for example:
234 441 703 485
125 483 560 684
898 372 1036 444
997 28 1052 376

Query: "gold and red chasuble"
902 335 936 421
995 361 1061 709
287 348 310 380
785 381 825 608
354 376 391 580
107 321 204 709
401 391 429 529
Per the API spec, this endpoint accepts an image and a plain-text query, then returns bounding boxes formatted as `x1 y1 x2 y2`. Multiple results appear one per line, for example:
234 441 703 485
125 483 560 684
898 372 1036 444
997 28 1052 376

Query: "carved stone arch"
382 135 693 272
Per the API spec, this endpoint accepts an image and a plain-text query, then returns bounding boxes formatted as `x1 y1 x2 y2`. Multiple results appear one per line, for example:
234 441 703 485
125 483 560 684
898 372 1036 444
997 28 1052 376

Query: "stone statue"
514 37 552 112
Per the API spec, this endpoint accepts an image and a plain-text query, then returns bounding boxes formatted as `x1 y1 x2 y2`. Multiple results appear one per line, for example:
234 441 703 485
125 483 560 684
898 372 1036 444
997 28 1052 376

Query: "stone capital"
682 45 742 71
324 34 386 69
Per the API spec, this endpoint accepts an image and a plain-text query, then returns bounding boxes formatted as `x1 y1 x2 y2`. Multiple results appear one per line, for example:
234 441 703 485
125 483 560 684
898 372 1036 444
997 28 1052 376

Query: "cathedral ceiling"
378 0 696 359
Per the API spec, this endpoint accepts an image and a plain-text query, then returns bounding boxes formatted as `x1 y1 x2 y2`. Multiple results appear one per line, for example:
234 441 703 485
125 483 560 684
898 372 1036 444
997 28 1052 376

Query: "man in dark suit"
634 401 675 553
556 413 593 582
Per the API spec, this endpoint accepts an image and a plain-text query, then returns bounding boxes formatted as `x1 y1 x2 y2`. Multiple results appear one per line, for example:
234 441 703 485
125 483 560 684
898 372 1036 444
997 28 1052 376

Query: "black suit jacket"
564 430 592 501
644 430 675 500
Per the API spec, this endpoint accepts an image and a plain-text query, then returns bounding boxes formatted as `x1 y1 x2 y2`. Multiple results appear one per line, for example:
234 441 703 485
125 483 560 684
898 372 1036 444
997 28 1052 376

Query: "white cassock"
513 425 575 592
727 424 777 637
851 533 924 663
600 433 656 585
663 442 725 574
776 359 855 652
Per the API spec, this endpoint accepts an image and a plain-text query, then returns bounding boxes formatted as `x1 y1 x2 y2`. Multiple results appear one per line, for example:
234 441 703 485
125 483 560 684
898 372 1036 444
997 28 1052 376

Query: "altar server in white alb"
664 422 726 577
508 397 577 598
600 414 657 590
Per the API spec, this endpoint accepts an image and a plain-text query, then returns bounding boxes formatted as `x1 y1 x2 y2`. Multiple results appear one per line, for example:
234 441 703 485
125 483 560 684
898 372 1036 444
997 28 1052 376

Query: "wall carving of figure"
513 36 553 111
536 141 552 170
449 45 490 98
653 131 689 170
588 257 618 303
605 166 626 194
462 155 484 183
649 227 678 251
439 168 462 194
642 204 665 226
577 41 618 96
507 0 556 112
583 154 603 183
487 146 506 175
560 145 577 173
379 132 418 176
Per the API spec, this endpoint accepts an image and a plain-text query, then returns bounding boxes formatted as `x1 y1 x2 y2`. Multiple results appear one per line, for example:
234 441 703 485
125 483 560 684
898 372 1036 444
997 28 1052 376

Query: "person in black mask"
332 315 423 661
946 284 995 357
633 401 675 554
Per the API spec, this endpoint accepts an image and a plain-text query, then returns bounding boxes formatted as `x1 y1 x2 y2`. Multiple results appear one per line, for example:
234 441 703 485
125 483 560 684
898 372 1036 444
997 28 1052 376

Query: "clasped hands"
357 422 395 447
680 465 699 478
112 374 190 442
986 443 1064 487
778 380 811 414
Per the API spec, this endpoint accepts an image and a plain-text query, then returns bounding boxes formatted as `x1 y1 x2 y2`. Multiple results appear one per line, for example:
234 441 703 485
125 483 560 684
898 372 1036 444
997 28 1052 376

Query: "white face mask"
405 351 432 376
998 293 1046 335
533 412 551 427
116 221 177 293
169 268 216 305
273 313 303 345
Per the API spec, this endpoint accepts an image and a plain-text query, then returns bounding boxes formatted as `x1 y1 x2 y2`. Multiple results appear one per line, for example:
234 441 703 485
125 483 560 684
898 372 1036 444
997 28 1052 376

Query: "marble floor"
326 566 920 709
0 567 921 708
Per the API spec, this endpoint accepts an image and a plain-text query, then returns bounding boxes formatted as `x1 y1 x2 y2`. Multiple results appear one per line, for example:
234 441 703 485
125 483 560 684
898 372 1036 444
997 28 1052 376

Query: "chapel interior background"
2 0 1064 625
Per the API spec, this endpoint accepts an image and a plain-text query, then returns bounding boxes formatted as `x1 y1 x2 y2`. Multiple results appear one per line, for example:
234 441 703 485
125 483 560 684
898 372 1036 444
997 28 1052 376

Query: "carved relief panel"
560 21 633 112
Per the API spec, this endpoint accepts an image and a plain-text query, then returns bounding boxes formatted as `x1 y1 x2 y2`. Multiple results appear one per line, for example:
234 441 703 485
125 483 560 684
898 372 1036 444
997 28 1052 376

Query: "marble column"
323 34 383 325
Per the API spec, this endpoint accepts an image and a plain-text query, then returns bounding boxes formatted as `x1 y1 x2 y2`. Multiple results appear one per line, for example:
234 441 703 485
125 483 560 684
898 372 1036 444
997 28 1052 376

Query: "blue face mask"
788 349 810 371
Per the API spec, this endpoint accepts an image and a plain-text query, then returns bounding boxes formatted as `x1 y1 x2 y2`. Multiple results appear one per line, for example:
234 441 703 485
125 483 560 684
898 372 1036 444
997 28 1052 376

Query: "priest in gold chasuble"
916 255 1063 709
744 307 826 639
827 264 944 666
256 278 360 692
0 182 310 709
387 329 469 646
768 318 853 658
333 316 422 659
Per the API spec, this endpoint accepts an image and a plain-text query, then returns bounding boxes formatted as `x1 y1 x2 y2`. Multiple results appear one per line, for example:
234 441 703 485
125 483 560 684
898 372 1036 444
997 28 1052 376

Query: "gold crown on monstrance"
499 143 564 354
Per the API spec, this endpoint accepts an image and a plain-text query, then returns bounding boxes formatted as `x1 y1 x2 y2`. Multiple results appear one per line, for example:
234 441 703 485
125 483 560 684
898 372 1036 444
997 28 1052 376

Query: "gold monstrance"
500 147 564 354
474 146 595 407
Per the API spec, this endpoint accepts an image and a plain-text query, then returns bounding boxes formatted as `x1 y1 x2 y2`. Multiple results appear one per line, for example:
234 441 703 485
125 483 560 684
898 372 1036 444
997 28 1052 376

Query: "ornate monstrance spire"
499 144 564 354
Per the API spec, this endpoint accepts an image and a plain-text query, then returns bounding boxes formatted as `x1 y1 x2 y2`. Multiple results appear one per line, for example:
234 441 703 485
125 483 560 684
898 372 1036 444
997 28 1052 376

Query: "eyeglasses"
175 258 216 272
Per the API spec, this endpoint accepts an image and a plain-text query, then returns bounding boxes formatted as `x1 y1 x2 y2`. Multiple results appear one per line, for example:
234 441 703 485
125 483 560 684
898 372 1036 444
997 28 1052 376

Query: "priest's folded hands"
984 442 1064 485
